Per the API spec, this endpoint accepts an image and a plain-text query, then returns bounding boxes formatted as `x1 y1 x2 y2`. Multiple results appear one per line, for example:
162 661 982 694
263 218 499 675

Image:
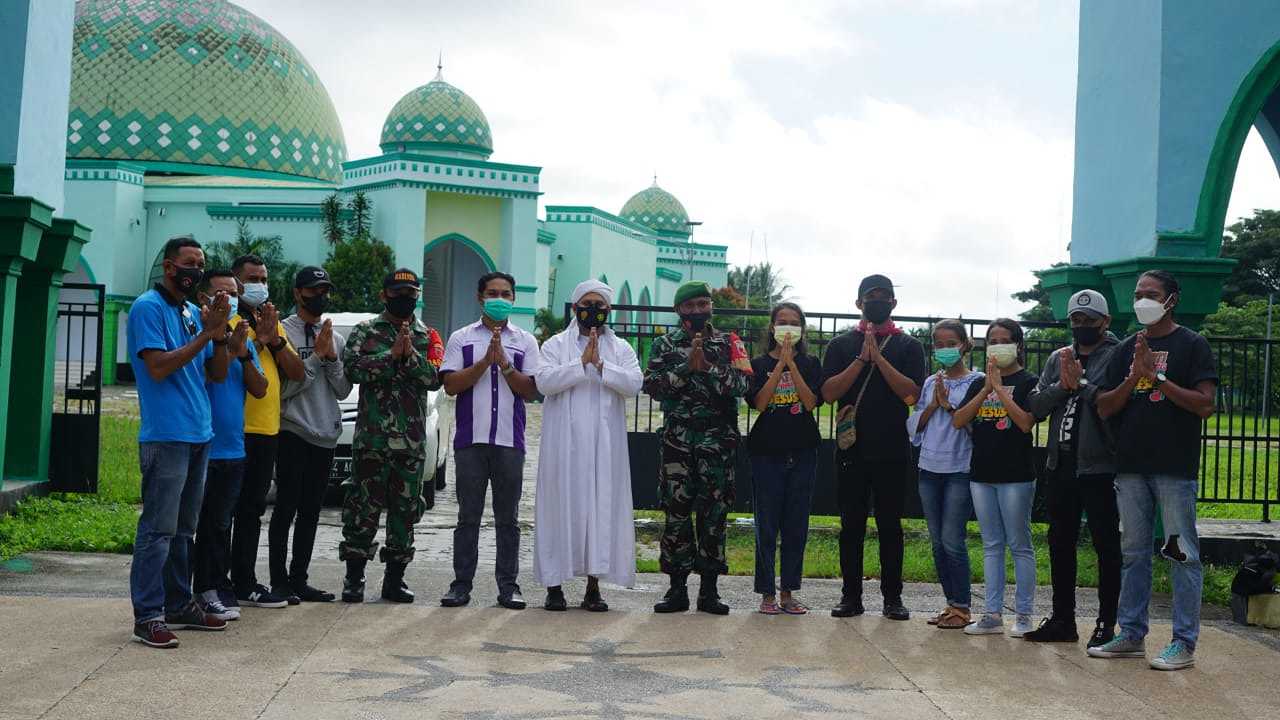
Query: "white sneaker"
964 613 1004 635
1009 614 1034 638
200 589 240 621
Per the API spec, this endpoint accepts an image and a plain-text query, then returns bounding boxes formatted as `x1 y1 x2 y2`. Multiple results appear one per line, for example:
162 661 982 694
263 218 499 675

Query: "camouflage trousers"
657 429 736 576
338 449 425 564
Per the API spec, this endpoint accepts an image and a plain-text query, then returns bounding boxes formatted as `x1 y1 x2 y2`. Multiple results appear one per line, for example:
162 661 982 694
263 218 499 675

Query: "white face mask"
241 282 269 308
987 343 1018 368
1133 297 1169 326
774 325 803 345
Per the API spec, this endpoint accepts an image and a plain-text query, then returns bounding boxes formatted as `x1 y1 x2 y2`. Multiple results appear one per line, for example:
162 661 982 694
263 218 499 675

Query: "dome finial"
435 51 444 81
652 172 658 187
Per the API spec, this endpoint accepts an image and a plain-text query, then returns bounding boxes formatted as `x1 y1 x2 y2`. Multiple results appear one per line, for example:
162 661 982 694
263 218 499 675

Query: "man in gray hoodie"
1024 289 1122 648
269 266 353 602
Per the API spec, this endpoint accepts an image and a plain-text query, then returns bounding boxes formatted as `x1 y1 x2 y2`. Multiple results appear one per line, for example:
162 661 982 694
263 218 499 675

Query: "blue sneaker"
1087 634 1145 658
1149 641 1195 671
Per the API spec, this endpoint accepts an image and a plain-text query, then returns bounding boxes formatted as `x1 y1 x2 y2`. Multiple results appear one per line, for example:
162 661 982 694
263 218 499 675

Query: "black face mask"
862 299 893 324
173 265 203 294
680 312 711 333
385 295 417 320
576 303 610 329
1072 325 1103 347
302 294 329 317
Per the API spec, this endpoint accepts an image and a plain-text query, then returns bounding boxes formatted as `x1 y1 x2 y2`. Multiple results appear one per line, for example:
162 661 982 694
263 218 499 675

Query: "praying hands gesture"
314 319 337 361
1058 348 1083 391
200 291 232 339
1131 332 1157 382
486 327 509 369
688 331 709 373
390 321 413 360
228 319 250 358
581 328 603 372
984 355 1001 392
778 335 796 372
254 302 281 346
931 370 952 411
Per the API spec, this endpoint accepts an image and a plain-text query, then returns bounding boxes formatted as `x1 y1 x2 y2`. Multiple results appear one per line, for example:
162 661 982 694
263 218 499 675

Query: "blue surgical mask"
241 282 269 308
483 297 514 322
934 347 962 367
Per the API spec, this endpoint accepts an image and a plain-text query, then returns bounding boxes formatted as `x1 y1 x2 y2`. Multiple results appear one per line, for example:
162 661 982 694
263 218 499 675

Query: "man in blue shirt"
192 270 268 623
127 235 233 648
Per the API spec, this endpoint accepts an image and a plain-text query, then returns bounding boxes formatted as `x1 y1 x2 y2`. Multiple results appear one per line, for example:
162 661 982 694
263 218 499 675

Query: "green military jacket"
642 325 750 436
342 314 444 457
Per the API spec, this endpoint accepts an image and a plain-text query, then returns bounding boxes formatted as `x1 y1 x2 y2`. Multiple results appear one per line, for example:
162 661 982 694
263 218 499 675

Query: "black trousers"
1045 452 1121 624
836 453 907 602
231 433 277 592
192 459 243 595
269 431 335 588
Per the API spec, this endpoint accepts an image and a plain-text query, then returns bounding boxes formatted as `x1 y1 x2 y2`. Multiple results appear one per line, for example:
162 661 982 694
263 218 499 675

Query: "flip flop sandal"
781 600 809 615
759 599 782 615
927 609 948 626
937 608 971 630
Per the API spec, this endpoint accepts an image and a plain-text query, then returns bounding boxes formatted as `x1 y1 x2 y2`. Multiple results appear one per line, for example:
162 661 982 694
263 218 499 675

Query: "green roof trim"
342 151 540 176
536 228 556 245
544 205 657 238
514 284 538 293
340 178 540 200
655 267 683 281
206 204 323 220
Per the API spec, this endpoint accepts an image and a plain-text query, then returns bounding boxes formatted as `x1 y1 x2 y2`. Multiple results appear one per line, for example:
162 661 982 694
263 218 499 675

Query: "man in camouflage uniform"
643 281 751 615
339 268 444 603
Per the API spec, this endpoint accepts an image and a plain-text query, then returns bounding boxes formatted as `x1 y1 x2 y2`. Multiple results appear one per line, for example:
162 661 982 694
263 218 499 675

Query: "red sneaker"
133 620 179 648
165 603 227 631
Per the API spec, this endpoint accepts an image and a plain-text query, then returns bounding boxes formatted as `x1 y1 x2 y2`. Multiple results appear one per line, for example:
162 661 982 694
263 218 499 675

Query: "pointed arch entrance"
423 233 496 337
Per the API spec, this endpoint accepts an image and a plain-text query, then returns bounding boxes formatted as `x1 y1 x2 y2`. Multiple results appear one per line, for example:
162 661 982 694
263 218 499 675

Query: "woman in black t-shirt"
748 303 822 615
953 319 1039 638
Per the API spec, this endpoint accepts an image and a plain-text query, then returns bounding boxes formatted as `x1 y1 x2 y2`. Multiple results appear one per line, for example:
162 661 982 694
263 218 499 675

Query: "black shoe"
380 561 415 604
882 600 910 621
1023 615 1079 643
544 587 567 611
440 587 471 607
498 590 527 610
293 583 335 603
696 573 729 615
342 559 367 603
581 588 609 613
831 598 865 618
654 586 690 613
1087 619 1116 648
238 584 289 609
272 585 302 606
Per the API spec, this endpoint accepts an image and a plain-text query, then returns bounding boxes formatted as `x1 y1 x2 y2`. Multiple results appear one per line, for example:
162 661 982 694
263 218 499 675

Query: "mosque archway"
637 287 652 330
423 233 496 337
615 281 633 329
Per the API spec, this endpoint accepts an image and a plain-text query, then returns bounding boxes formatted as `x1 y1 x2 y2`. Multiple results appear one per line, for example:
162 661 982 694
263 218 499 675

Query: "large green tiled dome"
620 181 691 237
68 0 347 183
380 72 493 158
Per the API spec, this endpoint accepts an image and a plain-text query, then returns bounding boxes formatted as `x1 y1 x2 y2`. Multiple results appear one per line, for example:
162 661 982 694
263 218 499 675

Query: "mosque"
61 0 728 384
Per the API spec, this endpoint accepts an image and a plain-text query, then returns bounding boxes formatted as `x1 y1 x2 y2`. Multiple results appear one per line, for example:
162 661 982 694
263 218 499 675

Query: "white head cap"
571 279 613 305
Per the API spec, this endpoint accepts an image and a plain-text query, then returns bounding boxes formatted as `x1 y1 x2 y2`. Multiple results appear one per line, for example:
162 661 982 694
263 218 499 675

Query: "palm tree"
728 262 792 309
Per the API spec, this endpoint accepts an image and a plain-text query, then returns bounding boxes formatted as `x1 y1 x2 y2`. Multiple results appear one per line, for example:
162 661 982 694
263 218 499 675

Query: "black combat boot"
696 573 730 615
380 561 415 603
341 558 366 603
654 572 690 613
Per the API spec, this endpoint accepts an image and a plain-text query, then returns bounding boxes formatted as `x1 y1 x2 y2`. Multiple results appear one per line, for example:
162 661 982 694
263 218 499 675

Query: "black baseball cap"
294 266 333 290
383 267 420 290
858 274 895 299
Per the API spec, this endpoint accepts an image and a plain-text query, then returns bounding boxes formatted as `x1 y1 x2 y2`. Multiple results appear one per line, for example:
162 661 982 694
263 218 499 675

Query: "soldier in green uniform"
643 281 752 615
339 268 444 603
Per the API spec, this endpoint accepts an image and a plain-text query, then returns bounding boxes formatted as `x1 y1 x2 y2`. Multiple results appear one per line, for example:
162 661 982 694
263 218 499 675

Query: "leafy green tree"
1011 262 1067 323
204 219 300 309
1221 209 1280 305
321 194 345 246
326 235 395 313
534 307 566 344
727 262 792 309
347 191 373 240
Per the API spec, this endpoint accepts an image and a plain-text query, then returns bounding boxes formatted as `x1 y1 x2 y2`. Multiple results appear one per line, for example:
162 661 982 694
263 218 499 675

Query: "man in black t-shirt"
1090 270 1217 672
821 274 927 620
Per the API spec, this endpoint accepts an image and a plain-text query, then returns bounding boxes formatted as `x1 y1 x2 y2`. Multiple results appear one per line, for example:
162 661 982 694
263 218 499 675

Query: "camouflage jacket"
643 325 751 437
342 314 444 457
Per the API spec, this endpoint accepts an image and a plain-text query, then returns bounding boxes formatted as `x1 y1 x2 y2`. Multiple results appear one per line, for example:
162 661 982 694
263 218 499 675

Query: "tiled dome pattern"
68 0 347 183
380 79 493 157
620 183 690 235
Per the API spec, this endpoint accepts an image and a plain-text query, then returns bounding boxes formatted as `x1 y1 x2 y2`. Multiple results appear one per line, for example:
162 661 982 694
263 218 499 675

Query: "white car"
326 313 448 506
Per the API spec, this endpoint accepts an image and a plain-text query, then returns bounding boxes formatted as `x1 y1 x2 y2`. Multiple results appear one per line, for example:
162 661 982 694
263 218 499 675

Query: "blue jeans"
131 441 209 623
1115 475 1202 650
969 481 1036 615
751 449 817 596
917 470 972 609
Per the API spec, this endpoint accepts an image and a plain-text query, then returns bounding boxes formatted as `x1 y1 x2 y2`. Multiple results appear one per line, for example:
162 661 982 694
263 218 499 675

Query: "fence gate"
51 282 104 493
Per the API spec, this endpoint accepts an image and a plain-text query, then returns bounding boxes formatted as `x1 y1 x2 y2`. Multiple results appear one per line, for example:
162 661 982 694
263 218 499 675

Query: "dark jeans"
1046 453 1121 624
231 432 277 592
192 459 244 596
450 444 524 596
836 453 907 602
269 431 335 587
130 441 208 623
751 449 816 596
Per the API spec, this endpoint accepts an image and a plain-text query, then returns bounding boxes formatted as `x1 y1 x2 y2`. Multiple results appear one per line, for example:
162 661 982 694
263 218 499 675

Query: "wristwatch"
501 364 516 377
268 337 287 353
1154 372 1167 387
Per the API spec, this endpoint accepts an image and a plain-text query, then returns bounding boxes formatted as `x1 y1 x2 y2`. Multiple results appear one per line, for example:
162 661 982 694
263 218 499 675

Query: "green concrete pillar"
101 299 127 386
1038 256 1235 332
0 194 53 488
5 218 90 482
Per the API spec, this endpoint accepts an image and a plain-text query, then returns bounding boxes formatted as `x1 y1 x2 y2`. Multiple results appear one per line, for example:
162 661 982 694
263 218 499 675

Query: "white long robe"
533 327 643 588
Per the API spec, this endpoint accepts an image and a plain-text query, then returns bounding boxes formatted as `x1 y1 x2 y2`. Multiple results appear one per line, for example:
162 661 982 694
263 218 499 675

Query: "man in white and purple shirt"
439 271 541 610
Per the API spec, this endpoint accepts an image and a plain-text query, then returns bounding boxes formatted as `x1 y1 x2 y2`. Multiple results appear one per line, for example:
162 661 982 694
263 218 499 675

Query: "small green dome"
380 72 493 158
67 0 347 183
620 181 690 237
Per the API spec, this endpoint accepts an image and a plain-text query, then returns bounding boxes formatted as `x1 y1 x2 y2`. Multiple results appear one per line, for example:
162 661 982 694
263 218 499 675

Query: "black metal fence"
570 303 1278 521
52 282 104 493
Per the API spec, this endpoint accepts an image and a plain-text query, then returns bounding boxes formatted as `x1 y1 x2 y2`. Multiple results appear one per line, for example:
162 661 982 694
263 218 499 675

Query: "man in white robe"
533 280 643 611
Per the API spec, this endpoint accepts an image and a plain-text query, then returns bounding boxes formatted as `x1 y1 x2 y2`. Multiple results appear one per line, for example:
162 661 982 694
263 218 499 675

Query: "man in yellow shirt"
227 254 305 609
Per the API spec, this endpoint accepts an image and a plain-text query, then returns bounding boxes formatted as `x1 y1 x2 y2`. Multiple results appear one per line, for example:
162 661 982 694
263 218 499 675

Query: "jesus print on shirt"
1132 350 1169 403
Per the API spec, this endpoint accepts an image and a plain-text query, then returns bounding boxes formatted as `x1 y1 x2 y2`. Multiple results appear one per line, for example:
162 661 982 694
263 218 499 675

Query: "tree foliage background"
204 219 300 310
322 191 397 313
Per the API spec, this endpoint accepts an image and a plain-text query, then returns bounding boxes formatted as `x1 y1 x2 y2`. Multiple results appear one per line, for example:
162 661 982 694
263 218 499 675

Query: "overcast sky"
239 0 1280 319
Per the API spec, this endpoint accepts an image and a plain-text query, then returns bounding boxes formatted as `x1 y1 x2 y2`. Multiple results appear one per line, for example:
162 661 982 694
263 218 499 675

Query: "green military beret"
673 281 713 307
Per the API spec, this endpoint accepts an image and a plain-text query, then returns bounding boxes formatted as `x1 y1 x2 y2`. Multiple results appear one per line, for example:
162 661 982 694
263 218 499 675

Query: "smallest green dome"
380 69 493 158
620 180 690 237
